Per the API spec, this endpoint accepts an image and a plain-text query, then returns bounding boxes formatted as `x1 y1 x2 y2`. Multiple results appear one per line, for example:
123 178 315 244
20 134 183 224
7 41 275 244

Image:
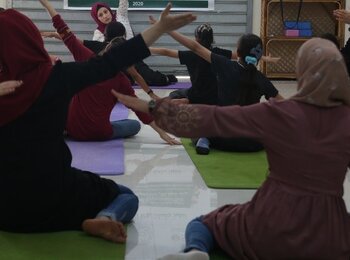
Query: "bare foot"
82 218 127 243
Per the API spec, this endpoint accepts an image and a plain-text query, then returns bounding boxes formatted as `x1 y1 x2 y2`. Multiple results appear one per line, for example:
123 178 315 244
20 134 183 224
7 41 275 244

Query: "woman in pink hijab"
114 38 350 259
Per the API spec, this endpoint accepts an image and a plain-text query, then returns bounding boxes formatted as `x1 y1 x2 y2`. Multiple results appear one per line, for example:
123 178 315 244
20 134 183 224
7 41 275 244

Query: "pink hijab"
292 38 350 107
90 2 116 34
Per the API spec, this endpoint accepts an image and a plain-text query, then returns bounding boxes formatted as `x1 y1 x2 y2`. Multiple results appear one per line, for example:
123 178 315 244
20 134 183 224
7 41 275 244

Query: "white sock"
157 251 209 260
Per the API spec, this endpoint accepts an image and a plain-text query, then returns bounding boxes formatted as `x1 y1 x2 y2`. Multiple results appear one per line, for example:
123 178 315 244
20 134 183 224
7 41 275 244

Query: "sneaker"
195 138 210 155
167 74 178 83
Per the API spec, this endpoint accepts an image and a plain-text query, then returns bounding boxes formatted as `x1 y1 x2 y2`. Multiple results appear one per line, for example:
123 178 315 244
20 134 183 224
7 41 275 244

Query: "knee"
118 184 135 195
128 120 141 136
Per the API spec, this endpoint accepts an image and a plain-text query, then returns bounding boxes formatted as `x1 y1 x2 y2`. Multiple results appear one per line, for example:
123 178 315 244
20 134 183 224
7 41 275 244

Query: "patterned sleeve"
152 99 269 140
117 0 134 40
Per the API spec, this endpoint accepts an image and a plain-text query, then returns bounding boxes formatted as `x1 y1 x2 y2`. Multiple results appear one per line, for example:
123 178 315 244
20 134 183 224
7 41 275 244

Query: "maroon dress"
152 98 350 259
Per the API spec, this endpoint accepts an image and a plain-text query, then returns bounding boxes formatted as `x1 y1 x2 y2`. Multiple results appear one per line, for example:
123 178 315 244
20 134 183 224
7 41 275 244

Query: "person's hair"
236 34 263 105
98 36 126 56
194 23 214 49
320 33 340 49
104 21 126 42
0 7 5 12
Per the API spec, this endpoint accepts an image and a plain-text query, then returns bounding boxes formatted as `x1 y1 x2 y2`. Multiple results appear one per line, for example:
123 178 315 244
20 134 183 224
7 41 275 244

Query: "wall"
12 0 252 75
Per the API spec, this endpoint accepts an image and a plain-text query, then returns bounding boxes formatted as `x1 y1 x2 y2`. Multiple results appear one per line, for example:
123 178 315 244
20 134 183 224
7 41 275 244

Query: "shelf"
261 0 345 78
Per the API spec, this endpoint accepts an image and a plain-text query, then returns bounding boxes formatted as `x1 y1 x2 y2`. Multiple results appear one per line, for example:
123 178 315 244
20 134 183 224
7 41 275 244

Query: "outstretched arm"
126 66 161 100
149 47 179 58
149 15 211 63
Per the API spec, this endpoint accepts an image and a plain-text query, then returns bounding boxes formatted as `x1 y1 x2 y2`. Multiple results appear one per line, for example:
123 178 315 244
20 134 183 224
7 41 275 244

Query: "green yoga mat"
182 138 268 189
0 230 125 260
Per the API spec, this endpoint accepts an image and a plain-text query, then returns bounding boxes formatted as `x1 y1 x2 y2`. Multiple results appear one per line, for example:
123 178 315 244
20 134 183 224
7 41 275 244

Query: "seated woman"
0 2 194 243
113 38 350 259
162 25 283 154
91 0 178 85
150 22 280 107
40 0 179 144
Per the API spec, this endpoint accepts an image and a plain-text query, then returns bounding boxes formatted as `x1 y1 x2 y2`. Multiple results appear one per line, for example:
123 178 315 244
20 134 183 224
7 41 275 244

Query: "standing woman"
114 38 350 259
0 5 195 242
90 0 178 85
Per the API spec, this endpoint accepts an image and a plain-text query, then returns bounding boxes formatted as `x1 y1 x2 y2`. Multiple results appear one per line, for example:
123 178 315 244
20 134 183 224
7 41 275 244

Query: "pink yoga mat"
65 103 128 176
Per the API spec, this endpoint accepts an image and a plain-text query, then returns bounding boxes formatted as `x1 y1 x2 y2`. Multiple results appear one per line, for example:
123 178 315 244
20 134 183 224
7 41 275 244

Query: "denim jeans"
96 184 139 223
111 119 141 139
184 216 214 253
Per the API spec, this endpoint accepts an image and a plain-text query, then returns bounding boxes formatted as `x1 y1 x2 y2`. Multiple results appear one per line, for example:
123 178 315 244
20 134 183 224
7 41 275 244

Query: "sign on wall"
64 0 215 11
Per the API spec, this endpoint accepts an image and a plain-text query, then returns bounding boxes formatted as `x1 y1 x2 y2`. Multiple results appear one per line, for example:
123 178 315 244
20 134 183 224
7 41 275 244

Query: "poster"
64 0 214 11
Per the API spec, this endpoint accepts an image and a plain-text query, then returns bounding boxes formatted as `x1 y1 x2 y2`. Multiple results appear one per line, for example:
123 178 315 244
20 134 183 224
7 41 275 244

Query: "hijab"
291 38 350 107
90 2 116 34
0 9 52 126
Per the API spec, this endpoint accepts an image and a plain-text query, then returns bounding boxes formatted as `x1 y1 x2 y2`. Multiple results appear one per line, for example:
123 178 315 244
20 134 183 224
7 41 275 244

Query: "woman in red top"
40 0 180 144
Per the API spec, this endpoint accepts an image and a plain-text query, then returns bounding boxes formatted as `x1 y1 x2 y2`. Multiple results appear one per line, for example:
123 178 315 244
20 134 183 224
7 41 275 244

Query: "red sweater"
52 15 153 140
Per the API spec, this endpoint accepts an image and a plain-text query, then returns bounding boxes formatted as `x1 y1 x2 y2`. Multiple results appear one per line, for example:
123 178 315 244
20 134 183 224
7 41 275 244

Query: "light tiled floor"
105 81 350 259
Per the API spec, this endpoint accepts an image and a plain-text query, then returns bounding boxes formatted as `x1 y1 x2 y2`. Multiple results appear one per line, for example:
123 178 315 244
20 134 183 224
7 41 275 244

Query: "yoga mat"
0 230 125 260
133 81 191 90
65 103 128 176
181 138 269 189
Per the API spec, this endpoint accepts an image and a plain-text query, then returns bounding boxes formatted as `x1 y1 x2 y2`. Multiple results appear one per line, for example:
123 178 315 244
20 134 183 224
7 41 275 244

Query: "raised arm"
39 0 93 61
116 0 134 39
168 31 211 63
39 0 57 16
149 47 179 58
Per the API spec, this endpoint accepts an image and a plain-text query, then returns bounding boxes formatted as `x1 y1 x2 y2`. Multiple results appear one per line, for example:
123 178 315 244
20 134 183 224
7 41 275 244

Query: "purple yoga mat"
65 103 128 176
133 81 191 90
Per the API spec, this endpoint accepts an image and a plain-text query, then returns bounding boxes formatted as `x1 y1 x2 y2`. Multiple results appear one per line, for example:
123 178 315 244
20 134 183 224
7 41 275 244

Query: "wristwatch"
148 99 156 113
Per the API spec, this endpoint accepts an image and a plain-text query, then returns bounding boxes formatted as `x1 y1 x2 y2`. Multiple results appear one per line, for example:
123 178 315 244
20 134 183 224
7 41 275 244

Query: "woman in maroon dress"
114 38 350 259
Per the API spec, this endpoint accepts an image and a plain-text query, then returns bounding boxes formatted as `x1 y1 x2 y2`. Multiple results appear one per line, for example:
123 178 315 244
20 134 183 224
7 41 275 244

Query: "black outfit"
0 35 150 233
83 40 177 86
173 47 232 105
208 52 279 152
341 37 350 75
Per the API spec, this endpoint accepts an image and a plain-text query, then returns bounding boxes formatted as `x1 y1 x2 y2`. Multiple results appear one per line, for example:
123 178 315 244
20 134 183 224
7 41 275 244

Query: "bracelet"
147 89 153 95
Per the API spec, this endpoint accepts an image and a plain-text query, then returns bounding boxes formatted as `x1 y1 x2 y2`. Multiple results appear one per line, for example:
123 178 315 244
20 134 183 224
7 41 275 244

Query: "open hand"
334 9 350 24
0 80 22 96
157 3 196 33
